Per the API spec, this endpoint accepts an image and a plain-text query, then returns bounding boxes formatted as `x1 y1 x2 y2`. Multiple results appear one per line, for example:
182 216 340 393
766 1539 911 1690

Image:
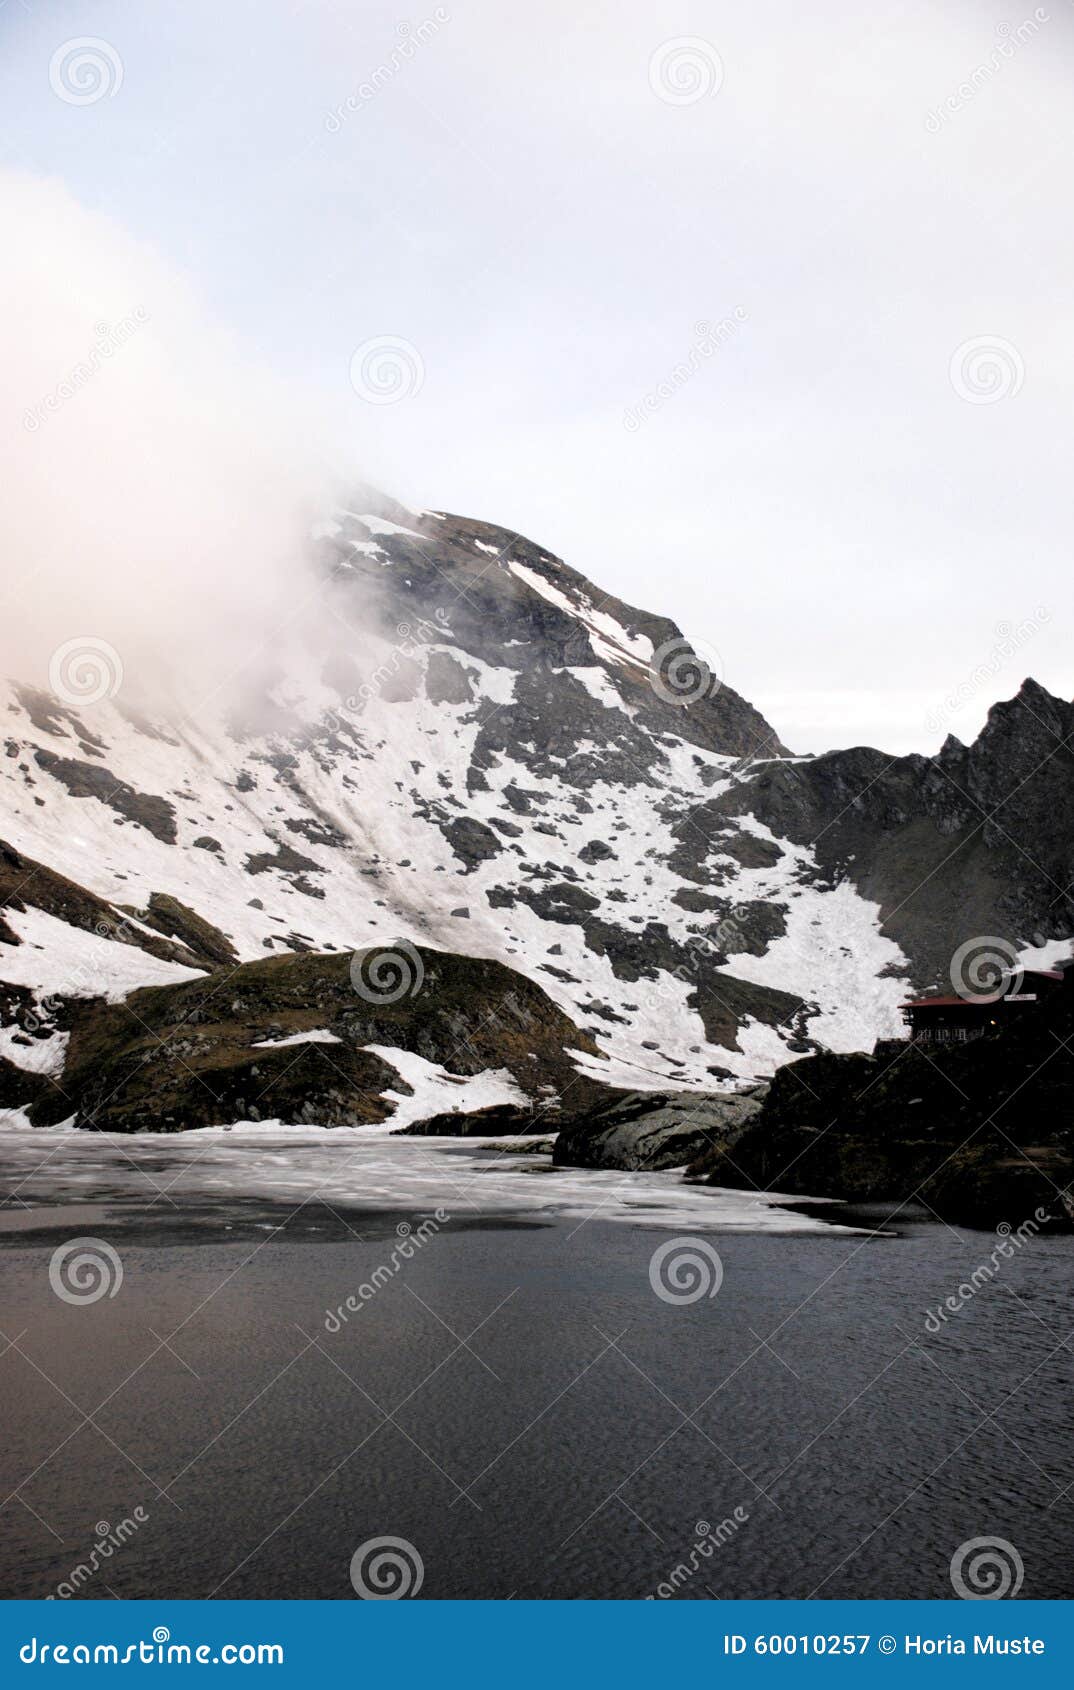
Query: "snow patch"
0 1107 34 1130
506 561 652 671
363 1044 530 1130
718 878 909 1052
343 513 424 540
251 1028 343 1049
0 1024 69 1076
564 666 636 718
1017 936 1073 971
0 907 205 1001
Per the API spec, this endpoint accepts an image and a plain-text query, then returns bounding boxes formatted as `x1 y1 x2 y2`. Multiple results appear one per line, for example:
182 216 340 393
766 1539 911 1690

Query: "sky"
2 0 1072 754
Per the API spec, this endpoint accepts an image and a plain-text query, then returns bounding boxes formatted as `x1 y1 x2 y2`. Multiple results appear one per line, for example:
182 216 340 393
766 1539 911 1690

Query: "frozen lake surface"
1 1124 1071 1600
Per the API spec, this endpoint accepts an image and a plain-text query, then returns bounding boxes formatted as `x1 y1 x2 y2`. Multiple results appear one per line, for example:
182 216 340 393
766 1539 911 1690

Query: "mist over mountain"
2 484 1071 1133
0 168 343 712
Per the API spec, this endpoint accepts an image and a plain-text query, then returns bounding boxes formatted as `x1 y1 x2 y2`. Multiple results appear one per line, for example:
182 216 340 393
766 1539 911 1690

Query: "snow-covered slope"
2 489 1070 1119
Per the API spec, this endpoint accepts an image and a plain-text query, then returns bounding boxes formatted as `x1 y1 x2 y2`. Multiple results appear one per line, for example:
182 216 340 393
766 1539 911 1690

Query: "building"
902 964 1070 1046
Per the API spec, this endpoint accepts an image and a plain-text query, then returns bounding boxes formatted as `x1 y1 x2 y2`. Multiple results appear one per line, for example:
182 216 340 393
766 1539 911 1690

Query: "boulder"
553 1084 768 1171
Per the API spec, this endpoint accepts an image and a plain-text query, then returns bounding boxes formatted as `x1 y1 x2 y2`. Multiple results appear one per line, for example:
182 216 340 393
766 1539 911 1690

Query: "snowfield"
0 497 921 1113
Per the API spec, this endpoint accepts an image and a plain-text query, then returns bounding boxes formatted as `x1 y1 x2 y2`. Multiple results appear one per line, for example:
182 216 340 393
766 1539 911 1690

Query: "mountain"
1 488 1071 1132
709 676 1074 996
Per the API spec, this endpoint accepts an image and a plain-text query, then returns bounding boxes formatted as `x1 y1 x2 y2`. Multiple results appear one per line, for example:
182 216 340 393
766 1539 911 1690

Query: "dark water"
0 1128 1072 1601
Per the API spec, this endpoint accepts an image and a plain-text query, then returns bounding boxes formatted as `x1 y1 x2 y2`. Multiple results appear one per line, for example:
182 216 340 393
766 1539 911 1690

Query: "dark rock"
438 816 502 871
425 651 474 705
401 1103 546 1136
137 893 239 970
579 839 615 863
554 1086 769 1171
687 989 1074 1230
283 816 348 848
244 840 321 877
0 1052 51 1110
32 750 177 844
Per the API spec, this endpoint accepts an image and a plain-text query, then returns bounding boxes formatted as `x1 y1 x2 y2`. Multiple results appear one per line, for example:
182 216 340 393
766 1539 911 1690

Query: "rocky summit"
1 489 1072 1152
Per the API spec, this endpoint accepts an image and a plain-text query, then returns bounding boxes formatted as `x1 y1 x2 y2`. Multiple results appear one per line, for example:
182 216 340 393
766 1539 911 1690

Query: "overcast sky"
3 0 1072 754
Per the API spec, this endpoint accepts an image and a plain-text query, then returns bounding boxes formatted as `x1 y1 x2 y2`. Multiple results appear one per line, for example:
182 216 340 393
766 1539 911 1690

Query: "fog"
0 170 340 716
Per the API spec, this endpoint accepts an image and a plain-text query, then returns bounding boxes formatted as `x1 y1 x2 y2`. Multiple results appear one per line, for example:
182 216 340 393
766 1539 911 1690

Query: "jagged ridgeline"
2 488 1072 1133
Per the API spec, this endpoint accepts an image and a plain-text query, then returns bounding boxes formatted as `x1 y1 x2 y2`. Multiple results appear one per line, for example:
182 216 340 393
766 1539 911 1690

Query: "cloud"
0 169 339 716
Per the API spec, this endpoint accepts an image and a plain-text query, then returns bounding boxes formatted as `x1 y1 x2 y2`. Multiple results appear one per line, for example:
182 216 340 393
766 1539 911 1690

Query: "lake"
0 1125 1071 1600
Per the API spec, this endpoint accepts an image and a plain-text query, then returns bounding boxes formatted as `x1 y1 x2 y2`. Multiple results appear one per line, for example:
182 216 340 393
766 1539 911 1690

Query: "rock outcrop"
686 984 1074 1230
553 1084 768 1170
29 945 613 1134
714 679 1074 993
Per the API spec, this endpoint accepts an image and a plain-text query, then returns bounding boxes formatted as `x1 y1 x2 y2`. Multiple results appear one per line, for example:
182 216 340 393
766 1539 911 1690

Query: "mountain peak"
319 501 790 763
1 500 1070 1117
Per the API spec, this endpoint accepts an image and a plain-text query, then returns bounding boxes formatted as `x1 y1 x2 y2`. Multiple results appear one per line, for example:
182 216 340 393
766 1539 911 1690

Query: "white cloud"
0 170 338 714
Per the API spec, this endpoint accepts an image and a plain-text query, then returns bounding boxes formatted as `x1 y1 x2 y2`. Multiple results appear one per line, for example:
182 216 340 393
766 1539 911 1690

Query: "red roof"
902 968 1064 1010
902 996 985 1009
